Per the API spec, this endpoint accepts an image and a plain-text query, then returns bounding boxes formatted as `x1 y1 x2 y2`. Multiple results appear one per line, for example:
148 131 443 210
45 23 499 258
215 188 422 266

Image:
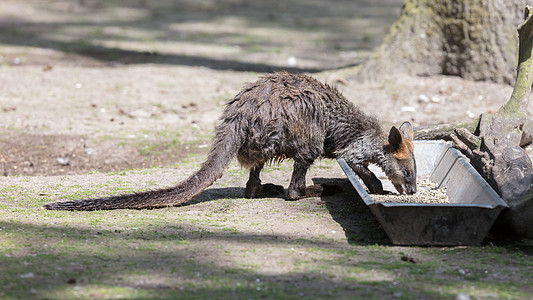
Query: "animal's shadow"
311 177 389 245
184 177 389 245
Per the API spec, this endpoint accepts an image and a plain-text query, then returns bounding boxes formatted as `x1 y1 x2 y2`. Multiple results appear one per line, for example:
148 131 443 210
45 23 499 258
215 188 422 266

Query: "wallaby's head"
385 121 417 195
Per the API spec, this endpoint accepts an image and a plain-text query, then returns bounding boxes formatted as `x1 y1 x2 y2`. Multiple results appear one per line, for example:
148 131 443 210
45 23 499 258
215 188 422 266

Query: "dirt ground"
1 1 533 299
1 0 529 177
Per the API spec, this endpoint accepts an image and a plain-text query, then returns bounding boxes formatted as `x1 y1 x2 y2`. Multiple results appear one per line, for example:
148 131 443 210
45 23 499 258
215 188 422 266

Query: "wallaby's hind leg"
287 159 311 200
244 164 284 198
287 159 343 200
244 164 262 198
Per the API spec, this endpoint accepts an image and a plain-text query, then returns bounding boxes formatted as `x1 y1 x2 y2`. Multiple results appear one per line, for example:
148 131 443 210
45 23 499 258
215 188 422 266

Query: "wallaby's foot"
286 186 305 201
244 183 284 198
244 165 284 198
287 184 343 200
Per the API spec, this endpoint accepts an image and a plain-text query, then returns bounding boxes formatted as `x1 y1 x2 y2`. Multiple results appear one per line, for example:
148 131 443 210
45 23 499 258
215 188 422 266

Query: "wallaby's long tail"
44 125 240 211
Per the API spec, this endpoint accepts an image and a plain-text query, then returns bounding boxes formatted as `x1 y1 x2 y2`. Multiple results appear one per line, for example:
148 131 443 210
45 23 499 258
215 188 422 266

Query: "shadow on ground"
0 219 446 299
0 0 402 71
188 177 390 246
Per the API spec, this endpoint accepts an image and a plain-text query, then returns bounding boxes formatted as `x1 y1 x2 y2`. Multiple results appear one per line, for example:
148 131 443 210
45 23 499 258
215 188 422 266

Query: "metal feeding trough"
338 140 509 246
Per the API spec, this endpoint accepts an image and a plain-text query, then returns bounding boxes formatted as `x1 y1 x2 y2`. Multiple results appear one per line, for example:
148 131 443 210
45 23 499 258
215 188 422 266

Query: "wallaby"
44 72 416 211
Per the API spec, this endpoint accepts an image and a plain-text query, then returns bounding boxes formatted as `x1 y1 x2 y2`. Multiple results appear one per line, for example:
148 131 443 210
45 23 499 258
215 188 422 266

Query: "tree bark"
358 0 526 84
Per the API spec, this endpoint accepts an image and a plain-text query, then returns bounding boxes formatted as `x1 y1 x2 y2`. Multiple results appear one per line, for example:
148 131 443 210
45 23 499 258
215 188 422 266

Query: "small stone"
56 157 70 166
401 255 416 263
401 106 416 112
418 94 430 103
431 96 441 103
455 293 471 300
20 272 34 279
287 56 297 66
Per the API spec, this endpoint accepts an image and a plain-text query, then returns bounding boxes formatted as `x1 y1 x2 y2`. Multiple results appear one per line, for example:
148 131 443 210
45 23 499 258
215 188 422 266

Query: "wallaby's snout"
387 121 417 195
406 182 417 195
403 172 417 195
391 173 416 195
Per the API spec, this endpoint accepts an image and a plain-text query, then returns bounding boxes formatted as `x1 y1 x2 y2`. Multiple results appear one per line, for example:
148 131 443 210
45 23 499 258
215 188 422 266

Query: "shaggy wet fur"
44 72 416 210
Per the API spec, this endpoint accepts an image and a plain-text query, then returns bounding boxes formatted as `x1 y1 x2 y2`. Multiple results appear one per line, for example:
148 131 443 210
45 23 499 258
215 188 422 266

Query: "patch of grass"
221 226 239 234
95 128 212 167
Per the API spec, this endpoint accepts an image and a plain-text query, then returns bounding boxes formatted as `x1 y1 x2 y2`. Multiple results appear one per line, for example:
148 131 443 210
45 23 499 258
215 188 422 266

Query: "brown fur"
392 140 414 160
44 72 417 211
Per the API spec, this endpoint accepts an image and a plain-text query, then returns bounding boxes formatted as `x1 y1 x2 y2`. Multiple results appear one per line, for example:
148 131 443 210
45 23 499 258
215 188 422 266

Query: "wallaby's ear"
398 121 414 141
389 122 415 159
388 126 403 151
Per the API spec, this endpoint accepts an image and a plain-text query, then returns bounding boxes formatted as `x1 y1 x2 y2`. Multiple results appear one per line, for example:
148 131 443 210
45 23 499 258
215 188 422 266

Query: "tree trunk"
358 0 526 84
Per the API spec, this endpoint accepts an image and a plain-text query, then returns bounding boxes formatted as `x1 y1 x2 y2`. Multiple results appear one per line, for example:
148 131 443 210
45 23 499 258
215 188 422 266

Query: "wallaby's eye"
402 169 409 177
